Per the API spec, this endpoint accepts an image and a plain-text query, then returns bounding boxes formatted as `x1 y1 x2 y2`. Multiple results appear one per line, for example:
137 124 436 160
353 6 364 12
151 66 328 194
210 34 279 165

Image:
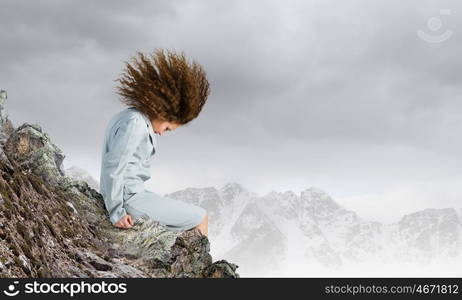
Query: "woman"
99 49 210 237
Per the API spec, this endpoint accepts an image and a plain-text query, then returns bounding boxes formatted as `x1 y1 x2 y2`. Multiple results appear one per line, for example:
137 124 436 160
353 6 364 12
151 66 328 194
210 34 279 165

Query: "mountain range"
165 182 462 277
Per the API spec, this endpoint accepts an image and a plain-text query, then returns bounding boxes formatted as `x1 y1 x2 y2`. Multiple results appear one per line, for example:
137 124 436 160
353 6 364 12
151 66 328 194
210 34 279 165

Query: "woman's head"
151 119 180 136
115 48 210 127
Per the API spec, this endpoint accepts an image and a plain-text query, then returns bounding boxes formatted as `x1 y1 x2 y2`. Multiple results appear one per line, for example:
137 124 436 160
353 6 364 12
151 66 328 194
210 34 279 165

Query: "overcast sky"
1 0 461 222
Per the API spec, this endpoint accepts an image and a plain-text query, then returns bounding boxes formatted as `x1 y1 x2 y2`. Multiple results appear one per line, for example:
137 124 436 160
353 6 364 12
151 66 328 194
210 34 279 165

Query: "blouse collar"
131 107 157 149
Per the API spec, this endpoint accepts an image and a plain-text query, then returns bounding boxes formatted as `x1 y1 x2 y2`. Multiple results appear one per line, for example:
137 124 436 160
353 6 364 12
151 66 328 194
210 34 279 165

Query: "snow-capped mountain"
167 184 462 277
390 208 462 263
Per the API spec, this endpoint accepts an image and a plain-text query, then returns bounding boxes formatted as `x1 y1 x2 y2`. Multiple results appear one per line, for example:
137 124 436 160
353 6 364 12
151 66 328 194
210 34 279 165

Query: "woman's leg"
194 213 208 237
124 189 207 233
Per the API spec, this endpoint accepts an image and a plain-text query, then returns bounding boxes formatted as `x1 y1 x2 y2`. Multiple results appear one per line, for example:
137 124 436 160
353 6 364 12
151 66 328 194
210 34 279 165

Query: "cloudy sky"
1 0 461 222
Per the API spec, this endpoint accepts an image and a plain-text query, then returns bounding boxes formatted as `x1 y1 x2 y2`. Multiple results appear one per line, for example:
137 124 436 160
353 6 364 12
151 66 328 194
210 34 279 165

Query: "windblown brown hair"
114 48 210 124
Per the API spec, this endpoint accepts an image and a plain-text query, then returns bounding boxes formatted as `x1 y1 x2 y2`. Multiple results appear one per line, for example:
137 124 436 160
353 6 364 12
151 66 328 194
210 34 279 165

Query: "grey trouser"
124 189 206 232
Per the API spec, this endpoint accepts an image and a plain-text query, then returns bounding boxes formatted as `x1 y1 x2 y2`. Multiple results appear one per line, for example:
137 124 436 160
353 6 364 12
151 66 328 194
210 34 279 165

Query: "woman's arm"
103 115 145 225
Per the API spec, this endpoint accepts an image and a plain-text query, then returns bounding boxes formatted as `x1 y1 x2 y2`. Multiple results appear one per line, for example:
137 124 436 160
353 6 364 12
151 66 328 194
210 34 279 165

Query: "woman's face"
151 119 180 136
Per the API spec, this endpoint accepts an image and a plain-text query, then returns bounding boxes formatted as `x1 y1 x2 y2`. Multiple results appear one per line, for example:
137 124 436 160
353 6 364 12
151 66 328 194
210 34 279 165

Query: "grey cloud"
0 0 461 219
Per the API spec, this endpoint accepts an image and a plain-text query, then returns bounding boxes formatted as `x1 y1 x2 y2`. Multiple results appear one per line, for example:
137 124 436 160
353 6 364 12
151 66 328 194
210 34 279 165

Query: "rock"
3 123 66 186
168 229 213 277
204 260 240 278
64 165 100 191
18 254 31 275
65 201 78 215
82 251 113 271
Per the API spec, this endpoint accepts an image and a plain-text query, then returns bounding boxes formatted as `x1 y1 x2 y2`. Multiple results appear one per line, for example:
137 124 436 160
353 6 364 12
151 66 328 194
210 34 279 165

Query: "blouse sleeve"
103 115 146 224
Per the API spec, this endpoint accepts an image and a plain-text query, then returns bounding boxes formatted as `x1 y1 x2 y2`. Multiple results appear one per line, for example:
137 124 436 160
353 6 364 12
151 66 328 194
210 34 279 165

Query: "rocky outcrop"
0 99 239 278
65 165 100 191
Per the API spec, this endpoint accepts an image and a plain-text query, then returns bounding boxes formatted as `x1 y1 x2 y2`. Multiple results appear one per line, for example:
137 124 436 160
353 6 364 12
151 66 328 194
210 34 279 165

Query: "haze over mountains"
70 167 462 277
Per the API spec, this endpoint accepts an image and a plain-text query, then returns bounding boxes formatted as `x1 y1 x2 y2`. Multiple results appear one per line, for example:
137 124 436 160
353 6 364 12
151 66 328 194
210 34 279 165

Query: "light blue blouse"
99 107 157 224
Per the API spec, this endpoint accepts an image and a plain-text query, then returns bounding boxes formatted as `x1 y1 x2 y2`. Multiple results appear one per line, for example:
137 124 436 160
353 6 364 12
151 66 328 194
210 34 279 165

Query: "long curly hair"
114 48 210 124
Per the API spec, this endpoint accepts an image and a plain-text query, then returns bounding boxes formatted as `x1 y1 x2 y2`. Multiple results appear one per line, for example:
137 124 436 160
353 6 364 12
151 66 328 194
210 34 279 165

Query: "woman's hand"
114 214 134 229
